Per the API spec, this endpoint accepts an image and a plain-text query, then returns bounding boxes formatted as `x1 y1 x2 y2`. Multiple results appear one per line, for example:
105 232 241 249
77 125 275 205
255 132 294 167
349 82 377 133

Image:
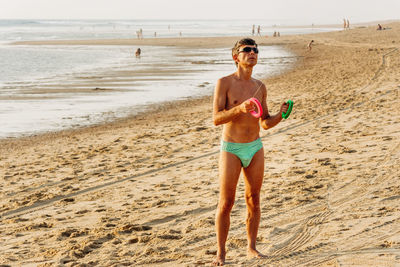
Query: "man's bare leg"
213 151 242 266
243 148 266 258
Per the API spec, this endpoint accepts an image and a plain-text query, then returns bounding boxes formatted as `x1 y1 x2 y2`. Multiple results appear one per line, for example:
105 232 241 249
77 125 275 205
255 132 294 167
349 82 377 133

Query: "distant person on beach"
135 48 141 58
252 24 255 36
136 29 143 39
347 19 350 29
308 40 314 51
212 38 289 266
377 24 383 30
257 25 261 36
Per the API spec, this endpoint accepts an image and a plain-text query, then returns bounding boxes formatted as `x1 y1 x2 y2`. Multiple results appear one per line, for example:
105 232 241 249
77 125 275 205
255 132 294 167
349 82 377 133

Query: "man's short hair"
232 38 258 67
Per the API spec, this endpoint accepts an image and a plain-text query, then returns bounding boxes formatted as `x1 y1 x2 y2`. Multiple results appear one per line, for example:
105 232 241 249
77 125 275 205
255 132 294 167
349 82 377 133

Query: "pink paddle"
249 97 263 118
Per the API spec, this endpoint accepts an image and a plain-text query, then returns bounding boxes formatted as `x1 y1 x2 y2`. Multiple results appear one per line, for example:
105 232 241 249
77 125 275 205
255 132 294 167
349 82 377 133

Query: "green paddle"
282 100 293 119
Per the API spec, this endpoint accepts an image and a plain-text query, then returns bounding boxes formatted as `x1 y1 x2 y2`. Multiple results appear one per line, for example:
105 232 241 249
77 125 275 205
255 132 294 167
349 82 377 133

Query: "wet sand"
1 22 400 266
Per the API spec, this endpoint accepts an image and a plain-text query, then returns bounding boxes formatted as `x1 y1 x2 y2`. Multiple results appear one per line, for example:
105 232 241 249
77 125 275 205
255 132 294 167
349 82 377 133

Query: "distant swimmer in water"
135 48 141 58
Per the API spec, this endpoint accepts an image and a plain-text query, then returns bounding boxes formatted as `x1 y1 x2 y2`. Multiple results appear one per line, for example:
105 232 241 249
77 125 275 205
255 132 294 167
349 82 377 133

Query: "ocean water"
0 19 339 139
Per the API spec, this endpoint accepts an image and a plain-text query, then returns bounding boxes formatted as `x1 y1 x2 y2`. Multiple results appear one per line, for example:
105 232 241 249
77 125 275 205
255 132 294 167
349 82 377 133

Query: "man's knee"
245 193 260 209
218 198 235 214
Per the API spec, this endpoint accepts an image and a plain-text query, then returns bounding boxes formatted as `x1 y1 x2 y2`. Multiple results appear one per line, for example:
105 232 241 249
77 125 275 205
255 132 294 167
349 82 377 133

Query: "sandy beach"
1 22 400 266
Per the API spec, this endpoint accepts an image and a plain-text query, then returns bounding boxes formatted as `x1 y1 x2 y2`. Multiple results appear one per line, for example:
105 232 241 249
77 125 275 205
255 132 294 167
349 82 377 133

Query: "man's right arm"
213 78 251 126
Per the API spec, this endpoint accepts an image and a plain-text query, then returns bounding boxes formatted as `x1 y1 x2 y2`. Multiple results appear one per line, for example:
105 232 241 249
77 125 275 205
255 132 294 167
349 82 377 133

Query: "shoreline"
1 22 400 266
0 94 212 148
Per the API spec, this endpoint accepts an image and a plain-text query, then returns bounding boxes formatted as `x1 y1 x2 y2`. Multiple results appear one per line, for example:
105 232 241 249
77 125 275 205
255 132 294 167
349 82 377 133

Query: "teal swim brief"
221 138 263 168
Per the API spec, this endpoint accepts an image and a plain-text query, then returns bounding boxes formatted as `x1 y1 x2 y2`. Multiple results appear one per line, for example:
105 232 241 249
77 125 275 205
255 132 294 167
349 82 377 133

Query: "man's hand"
280 102 289 116
240 99 255 114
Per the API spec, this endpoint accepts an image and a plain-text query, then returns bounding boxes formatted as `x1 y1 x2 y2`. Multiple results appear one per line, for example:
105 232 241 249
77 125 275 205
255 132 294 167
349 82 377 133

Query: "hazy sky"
1 0 399 24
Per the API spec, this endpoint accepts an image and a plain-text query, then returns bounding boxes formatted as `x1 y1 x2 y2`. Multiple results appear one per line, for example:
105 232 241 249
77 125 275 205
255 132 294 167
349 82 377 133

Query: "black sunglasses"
238 47 259 54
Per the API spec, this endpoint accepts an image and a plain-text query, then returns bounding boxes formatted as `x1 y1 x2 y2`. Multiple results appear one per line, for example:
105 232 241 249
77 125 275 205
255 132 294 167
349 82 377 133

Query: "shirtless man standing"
212 38 289 266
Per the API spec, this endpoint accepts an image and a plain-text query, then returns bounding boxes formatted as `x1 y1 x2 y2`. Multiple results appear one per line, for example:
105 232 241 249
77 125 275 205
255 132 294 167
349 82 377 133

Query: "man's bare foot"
212 253 225 266
247 248 266 259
